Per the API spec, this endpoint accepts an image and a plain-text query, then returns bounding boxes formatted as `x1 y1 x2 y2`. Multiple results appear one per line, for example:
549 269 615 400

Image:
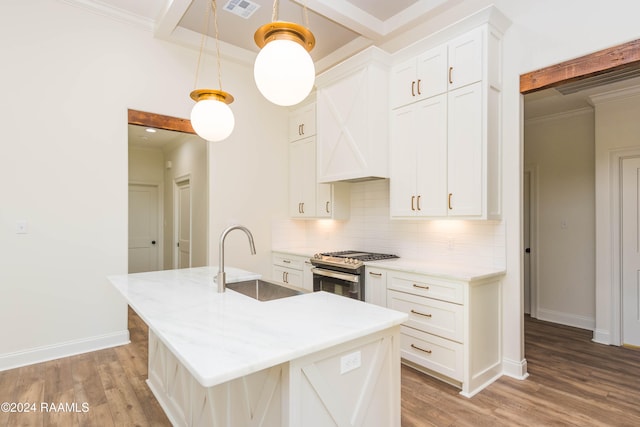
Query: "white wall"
0 0 287 369
524 109 596 329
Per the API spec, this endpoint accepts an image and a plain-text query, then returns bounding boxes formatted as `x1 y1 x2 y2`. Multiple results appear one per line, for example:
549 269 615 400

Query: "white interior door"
128 184 159 273
622 157 640 346
176 179 191 269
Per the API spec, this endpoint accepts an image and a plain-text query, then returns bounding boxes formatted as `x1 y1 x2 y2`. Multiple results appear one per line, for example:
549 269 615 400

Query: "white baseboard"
592 328 612 345
536 308 595 331
0 330 130 372
501 357 528 380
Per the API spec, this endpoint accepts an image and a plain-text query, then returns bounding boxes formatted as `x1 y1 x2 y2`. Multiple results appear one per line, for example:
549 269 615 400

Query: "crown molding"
57 0 154 31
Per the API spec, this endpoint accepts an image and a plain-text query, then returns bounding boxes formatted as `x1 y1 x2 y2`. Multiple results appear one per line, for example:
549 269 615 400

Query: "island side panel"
286 326 402 427
147 330 285 427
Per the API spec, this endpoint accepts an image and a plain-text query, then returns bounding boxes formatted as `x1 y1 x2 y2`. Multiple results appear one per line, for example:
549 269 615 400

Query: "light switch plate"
16 220 28 234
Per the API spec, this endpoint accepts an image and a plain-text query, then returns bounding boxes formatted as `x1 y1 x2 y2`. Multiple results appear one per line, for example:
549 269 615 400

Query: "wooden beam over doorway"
128 109 195 134
520 39 640 94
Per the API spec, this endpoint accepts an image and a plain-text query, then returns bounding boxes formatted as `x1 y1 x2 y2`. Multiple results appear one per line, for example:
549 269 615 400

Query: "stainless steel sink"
226 279 305 301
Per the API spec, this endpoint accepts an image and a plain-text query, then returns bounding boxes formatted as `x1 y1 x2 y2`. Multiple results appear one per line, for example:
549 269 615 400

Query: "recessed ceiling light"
145 128 157 133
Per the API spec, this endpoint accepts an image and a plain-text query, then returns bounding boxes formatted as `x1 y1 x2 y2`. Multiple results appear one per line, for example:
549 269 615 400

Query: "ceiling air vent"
223 0 260 19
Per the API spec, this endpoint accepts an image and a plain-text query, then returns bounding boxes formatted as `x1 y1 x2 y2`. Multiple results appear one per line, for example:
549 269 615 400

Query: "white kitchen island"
108 266 408 427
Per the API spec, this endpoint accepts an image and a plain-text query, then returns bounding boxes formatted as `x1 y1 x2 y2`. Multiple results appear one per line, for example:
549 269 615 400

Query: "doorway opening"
127 109 208 272
521 39 640 346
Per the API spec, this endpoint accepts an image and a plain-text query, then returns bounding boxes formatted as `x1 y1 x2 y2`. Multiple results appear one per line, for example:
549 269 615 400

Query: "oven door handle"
311 267 360 283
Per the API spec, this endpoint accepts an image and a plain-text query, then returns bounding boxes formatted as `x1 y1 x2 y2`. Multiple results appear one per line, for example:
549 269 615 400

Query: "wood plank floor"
1 311 639 426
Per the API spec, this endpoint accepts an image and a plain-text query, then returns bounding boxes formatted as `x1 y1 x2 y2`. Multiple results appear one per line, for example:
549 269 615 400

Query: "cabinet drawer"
388 272 463 304
388 290 463 342
272 254 305 270
400 325 463 382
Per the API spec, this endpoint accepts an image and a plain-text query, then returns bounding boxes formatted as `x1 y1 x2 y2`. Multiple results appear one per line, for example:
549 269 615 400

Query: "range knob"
314 253 322 259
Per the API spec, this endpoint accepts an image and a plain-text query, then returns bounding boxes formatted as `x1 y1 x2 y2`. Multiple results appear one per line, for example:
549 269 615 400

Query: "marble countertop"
108 266 407 388
273 247 505 281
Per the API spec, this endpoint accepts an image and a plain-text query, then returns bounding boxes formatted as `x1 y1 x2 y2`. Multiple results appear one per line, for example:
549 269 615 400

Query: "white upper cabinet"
447 28 483 91
316 47 391 183
288 102 316 142
391 44 447 109
289 137 318 218
288 101 350 220
390 20 504 220
390 93 448 217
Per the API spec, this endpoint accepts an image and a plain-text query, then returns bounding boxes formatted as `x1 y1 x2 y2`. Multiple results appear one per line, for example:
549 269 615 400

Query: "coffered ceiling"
68 0 455 71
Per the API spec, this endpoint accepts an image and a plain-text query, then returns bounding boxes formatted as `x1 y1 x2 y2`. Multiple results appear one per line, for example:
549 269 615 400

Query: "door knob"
525 248 530 253
151 240 156 245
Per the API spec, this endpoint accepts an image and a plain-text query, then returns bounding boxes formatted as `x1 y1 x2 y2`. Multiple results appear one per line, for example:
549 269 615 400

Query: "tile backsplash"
272 179 506 269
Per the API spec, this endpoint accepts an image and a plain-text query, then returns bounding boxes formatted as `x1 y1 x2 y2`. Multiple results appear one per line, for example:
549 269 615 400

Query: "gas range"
311 250 399 270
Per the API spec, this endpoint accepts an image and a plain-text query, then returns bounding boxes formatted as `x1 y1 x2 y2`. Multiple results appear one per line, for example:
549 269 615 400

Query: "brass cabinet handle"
325 201 330 213
410 309 432 318
298 202 302 214
301 123 304 135
411 344 432 354
449 66 453 84
282 259 291 264
416 195 421 211
412 283 430 290
369 272 382 277
301 202 304 214
411 195 416 211
448 193 453 210
411 80 415 97
417 79 421 95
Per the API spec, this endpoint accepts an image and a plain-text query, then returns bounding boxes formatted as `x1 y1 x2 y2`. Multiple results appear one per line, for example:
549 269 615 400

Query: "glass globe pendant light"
190 0 235 142
254 0 316 107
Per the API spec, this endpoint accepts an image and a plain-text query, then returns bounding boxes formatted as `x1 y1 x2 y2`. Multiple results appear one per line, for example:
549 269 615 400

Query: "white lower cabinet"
272 252 312 291
386 269 502 397
365 266 388 307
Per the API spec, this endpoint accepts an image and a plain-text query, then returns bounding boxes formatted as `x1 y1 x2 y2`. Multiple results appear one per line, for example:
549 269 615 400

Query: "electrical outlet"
340 351 361 374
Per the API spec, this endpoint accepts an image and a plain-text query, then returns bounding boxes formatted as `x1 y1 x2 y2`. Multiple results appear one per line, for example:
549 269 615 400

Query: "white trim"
524 107 593 126
609 148 640 346
57 0 154 31
536 308 595 331
0 330 129 372
501 357 529 380
524 164 539 319
174 174 193 269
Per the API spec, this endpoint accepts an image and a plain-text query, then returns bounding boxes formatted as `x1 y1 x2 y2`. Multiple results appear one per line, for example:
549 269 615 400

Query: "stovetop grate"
320 250 399 262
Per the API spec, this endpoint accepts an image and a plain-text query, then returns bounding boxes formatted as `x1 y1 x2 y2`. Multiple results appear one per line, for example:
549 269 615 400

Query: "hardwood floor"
1 311 639 426
401 316 640 427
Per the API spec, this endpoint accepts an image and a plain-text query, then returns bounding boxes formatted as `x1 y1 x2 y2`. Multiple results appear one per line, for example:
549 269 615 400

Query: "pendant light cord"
193 0 223 92
213 0 223 91
271 0 309 28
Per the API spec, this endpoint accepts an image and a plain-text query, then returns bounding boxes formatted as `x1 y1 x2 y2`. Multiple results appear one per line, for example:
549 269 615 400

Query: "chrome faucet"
216 225 256 292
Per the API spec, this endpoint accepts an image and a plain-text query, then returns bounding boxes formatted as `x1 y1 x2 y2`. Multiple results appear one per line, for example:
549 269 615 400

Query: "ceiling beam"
520 39 640 94
128 109 195 134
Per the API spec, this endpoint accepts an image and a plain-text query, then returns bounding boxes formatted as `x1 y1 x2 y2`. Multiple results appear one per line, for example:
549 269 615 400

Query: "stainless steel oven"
310 251 398 301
